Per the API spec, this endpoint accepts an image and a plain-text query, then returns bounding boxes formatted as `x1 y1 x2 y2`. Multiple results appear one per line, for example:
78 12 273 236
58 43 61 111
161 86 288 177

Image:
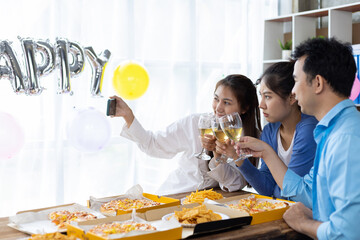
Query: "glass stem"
216 154 227 163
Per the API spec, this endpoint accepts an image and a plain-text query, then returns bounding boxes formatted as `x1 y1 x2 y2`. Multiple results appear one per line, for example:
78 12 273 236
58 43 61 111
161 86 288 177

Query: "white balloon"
67 107 111 152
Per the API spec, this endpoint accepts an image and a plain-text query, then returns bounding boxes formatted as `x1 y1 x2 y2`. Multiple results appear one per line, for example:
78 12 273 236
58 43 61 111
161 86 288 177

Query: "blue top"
238 113 317 199
282 99 360 240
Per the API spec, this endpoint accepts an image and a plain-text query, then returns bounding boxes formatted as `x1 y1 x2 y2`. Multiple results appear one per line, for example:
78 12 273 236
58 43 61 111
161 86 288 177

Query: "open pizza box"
8 203 106 235
88 185 180 216
67 210 183 240
145 202 252 238
68 202 251 239
214 193 294 225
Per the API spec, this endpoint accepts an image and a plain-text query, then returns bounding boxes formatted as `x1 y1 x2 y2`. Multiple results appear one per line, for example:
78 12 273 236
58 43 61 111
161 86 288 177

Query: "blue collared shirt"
282 99 360 240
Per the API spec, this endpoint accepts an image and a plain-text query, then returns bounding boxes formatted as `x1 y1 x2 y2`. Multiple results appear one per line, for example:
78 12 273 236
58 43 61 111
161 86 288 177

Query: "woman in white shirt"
110 74 261 194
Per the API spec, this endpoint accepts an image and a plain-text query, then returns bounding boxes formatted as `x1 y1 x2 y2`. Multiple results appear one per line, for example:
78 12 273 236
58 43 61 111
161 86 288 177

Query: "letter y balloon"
85 47 111 97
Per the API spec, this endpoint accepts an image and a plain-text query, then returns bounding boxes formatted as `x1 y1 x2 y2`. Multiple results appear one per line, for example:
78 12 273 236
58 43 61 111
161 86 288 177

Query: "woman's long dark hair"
256 61 296 100
215 74 262 171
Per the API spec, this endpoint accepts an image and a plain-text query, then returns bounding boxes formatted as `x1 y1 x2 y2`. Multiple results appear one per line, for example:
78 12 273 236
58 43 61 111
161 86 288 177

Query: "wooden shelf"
263 2 360 68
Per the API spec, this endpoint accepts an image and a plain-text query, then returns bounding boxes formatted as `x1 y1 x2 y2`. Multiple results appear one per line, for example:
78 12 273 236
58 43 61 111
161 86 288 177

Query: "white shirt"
120 113 246 195
276 129 295 166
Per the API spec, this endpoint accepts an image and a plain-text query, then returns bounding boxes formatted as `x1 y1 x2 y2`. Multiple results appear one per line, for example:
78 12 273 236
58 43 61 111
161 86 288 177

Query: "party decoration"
21 38 40 95
69 41 85 77
85 47 111 97
112 61 149 100
0 40 26 93
36 40 56 77
20 38 56 95
0 112 25 159
56 38 85 94
0 37 109 96
66 107 111 152
56 38 71 94
0 66 11 78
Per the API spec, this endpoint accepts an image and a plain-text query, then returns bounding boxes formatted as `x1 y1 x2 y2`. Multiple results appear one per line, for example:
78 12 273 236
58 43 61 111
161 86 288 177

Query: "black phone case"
106 99 116 116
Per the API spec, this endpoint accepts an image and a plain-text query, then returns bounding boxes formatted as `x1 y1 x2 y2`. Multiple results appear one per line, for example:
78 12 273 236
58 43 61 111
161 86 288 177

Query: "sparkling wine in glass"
219 112 252 162
211 116 229 163
195 113 213 160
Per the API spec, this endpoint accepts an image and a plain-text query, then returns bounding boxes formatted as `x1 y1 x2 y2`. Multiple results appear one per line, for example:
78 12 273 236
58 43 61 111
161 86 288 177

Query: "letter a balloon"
112 61 149 100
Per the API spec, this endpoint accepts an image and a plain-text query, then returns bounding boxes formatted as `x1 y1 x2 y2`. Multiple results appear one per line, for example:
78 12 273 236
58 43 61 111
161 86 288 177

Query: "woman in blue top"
220 61 317 198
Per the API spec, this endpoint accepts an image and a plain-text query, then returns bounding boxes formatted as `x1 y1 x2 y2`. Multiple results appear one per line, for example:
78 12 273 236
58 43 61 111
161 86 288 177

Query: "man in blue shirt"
235 38 360 239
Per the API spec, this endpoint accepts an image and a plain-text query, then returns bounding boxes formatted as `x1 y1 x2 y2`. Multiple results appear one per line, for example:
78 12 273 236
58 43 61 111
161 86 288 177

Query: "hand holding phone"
106 99 116 116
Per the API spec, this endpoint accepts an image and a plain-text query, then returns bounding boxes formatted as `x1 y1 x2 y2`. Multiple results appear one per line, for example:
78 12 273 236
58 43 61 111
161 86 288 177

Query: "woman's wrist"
124 110 135 128
213 152 221 159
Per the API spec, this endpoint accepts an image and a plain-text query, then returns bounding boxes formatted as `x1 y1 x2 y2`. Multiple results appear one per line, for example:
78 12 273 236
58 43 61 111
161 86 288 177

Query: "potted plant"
278 39 292 60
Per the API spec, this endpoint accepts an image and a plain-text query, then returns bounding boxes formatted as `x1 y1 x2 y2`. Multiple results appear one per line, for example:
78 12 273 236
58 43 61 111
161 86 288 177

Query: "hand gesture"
109 95 135 127
216 139 238 160
234 136 271 159
200 134 216 152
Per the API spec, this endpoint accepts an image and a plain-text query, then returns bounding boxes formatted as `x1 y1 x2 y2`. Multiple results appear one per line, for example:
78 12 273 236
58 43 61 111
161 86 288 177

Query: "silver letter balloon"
0 37 111 96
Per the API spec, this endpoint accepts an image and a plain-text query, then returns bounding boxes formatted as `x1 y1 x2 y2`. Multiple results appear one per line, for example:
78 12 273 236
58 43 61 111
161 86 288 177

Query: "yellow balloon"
112 62 150 100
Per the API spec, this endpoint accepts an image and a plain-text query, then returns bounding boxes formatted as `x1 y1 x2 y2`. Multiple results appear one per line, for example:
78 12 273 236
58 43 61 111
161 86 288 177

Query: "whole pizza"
48 210 97 229
88 221 156 237
100 198 161 214
227 195 289 214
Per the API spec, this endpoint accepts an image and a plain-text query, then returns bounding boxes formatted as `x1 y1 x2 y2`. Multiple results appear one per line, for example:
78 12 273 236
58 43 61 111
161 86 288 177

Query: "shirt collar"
317 99 354 128
313 99 354 142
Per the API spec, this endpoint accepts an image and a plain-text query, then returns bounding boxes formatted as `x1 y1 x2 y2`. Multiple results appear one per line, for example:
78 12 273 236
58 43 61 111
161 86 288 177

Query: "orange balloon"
112 62 149 100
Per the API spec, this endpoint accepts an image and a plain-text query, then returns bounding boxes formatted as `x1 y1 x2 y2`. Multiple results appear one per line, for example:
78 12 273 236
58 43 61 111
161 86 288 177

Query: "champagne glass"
211 116 229 163
219 112 252 162
195 113 213 160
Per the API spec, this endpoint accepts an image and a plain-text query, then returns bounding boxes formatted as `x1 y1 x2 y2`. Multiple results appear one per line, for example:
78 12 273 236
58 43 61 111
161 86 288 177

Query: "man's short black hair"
292 38 356 98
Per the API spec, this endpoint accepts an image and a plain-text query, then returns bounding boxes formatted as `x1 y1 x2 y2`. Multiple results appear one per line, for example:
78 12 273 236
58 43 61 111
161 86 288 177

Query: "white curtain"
0 0 277 217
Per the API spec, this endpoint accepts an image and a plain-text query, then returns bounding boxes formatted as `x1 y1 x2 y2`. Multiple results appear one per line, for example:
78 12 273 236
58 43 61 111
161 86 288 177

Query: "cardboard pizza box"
88 193 181 216
215 193 294 225
142 202 251 239
67 211 182 240
67 202 250 239
8 203 106 235
16 203 77 214
148 202 251 238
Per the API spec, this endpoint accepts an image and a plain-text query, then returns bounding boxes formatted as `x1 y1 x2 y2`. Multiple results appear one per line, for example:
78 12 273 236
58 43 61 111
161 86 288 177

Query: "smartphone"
106 99 116 116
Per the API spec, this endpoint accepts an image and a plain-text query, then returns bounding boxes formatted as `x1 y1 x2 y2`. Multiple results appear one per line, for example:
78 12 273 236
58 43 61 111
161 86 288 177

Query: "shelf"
264 2 360 23
263 2 360 65
292 2 360 18
265 15 292 23
331 2 360 13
